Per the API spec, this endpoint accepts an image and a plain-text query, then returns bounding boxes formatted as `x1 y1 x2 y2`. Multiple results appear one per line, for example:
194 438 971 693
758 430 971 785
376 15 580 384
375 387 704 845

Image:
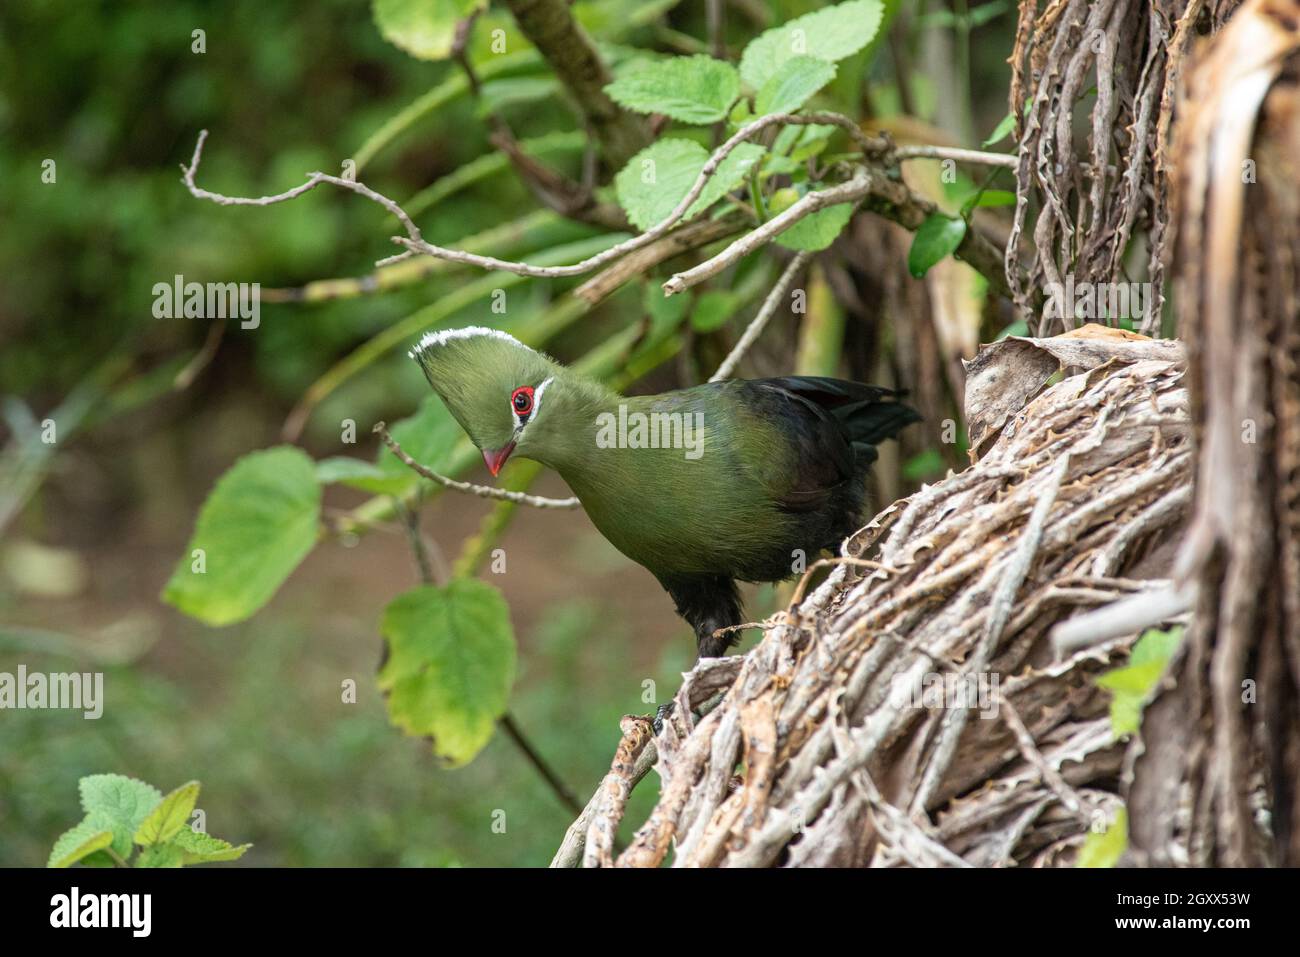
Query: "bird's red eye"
511 386 534 416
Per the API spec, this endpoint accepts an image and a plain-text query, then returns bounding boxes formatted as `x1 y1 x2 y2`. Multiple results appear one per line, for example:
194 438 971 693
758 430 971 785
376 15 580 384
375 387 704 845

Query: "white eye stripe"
533 376 553 417
514 376 553 431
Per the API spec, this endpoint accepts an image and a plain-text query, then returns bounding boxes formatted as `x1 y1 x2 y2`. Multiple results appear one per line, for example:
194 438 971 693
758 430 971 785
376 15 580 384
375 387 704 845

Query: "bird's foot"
651 701 675 736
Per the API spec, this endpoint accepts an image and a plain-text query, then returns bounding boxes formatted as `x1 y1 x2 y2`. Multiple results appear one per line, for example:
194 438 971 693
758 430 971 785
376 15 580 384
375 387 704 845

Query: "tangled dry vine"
1006 0 1247 334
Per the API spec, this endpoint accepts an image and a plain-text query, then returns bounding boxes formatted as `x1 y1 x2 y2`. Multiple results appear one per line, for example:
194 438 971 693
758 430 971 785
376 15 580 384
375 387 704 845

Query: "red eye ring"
511 385 534 417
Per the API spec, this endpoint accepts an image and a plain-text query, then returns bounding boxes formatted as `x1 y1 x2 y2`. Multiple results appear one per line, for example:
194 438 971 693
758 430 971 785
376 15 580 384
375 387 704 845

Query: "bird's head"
409 327 565 476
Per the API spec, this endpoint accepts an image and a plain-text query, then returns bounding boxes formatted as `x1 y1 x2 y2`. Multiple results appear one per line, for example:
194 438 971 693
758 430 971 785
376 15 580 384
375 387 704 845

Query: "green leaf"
982 111 1016 146
964 189 1017 210
1077 808 1128 868
379 580 517 767
995 319 1029 340
606 55 740 124
372 0 487 62
614 139 766 231
172 827 252 864
767 123 836 174
907 214 967 277
162 447 321 626
315 456 405 495
753 56 837 116
78 774 163 859
135 844 185 868
739 0 886 90
776 201 856 252
958 187 1016 218
48 820 115 868
1130 625 1183 666
690 290 741 332
476 77 558 118
134 781 200 847
728 97 753 126
1096 627 1183 737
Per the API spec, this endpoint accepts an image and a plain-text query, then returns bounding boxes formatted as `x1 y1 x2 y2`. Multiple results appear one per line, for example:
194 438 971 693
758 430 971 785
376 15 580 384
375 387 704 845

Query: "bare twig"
997 693 1089 819
788 556 903 607
893 144 1018 168
666 171 871 296
709 616 784 640
551 731 658 868
551 665 736 868
709 251 812 381
1050 581 1195 655
373 421 580 509
450 12 485 98
574 214 745 305
499 713 583 816
172 319 226 391
183 115 870 280
393 495 441 585
826 694 972 867
502 0 649 170
707 0 726 59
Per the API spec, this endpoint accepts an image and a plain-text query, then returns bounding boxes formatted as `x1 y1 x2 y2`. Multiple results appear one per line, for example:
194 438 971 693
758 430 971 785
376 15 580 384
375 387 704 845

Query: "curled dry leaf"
962 324 1184 458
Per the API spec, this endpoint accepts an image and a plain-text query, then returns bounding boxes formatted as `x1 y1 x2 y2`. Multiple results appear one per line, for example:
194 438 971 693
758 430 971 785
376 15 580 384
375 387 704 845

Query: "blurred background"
0 0 1016 866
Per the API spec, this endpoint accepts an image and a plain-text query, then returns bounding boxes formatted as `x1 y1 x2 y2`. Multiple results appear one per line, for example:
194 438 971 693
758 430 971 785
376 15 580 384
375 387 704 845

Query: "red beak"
482 441 516 477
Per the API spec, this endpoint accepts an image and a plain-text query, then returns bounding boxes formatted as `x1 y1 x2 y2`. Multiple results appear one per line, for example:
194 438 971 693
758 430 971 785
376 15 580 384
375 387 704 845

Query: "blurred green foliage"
2 595 694 866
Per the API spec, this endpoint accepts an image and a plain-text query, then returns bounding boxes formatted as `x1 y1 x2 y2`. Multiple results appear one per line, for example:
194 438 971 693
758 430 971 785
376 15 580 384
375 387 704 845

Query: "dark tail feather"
755 374 921 450
760 377 919 438
837 398 922 447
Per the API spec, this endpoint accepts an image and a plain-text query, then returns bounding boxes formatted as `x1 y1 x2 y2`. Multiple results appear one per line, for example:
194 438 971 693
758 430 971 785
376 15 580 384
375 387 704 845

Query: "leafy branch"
183 108 1013 294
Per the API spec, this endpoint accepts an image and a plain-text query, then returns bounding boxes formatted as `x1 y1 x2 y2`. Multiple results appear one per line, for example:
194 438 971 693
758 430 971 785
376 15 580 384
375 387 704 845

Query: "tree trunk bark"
1125 0 1300 867
503 0 650 173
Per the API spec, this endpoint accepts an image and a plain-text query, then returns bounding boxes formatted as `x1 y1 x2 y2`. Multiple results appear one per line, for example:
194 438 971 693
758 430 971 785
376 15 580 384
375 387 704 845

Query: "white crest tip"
410 326 528 358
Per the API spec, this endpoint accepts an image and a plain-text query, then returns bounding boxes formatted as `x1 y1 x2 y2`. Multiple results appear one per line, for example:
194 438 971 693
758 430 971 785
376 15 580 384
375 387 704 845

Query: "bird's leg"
660 574 744 660
696 620 738 658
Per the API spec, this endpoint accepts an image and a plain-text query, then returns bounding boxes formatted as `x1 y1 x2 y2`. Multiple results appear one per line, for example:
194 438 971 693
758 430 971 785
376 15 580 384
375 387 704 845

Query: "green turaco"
410 326 919 658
